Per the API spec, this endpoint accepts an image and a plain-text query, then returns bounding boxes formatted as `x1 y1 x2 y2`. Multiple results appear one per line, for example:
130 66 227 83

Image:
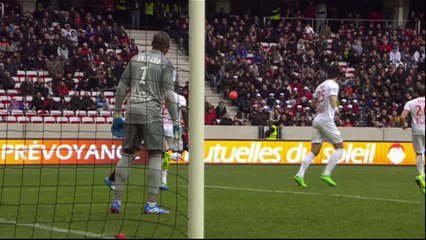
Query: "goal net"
0 25 191 239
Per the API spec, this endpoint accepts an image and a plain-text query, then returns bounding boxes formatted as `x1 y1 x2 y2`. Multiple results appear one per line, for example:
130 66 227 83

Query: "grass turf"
0 164 424 238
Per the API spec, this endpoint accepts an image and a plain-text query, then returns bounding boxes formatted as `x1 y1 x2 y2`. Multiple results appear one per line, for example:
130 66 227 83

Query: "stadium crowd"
0 0 425 128
0 0 139 115
197 8 426 127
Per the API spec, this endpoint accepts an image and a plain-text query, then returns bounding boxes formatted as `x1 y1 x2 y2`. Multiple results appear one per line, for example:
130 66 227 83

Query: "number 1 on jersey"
140 66 148 84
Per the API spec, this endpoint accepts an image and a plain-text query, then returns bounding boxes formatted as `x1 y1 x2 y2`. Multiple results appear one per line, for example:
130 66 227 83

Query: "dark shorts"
122 121 164 151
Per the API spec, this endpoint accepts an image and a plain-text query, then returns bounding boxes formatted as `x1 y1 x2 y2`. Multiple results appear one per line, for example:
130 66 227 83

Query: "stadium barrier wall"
0 124 415 165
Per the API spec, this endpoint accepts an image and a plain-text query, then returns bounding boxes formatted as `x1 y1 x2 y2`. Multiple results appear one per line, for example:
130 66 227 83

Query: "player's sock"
416 154 424 175
323 148 344 176
114 153 134 201
296 152 315 178
161 150 172 185
109 170 116 181
147 152 162 203
161 170 168 186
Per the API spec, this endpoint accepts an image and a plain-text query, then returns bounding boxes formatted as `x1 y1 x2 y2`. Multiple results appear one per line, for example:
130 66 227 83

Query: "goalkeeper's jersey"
120 49 175 124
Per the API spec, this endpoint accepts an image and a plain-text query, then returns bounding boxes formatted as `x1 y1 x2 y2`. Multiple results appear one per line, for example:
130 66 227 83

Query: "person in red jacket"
56 80 70 97
42 94 56 111
205 104 217 125
378 38 392 53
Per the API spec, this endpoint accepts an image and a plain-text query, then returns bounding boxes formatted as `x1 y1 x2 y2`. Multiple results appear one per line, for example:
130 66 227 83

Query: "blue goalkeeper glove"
173 120 182 140
111 112 125 138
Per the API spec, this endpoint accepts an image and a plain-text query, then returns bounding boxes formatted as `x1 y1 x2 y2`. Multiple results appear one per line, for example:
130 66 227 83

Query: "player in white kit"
401 83 425 194
294 64 344 188
161 91 189 190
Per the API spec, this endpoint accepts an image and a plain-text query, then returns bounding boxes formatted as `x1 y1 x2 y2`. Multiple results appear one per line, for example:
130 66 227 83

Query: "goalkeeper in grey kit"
108 31 181 214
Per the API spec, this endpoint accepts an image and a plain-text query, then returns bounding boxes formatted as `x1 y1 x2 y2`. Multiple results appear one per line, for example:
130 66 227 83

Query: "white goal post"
189 0 205 238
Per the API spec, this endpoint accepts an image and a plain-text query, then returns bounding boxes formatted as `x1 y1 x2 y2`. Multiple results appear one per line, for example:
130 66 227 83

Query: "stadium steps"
129 30 239 119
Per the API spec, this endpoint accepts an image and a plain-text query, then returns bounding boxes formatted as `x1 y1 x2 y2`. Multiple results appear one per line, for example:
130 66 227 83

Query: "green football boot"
294 175 308 188
320 175 337 187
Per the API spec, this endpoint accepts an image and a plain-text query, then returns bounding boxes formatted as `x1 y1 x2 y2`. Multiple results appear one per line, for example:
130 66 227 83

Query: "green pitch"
0 165 424 238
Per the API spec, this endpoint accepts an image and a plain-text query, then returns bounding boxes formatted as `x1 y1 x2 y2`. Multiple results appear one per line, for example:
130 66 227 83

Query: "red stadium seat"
31 116 43 123
5 116 17 123
69 117 81 124
43 116 56 124
94 117 106 124
63 110 75 117
37 110 50 118
56 117 69 124
17 116 31 123
11 110 24 117
81 117 94 124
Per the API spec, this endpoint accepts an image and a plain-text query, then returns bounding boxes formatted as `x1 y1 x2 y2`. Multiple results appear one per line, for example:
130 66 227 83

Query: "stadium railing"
262 16 422 33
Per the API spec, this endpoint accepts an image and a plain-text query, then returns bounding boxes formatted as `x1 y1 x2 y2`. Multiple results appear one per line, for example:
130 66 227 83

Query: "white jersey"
404 97 425 135
313 79 339 124
163 93 186 137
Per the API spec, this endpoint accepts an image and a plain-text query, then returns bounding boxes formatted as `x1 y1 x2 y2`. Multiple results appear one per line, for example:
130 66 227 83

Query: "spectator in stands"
20 78 35 97
218 113 234 125
63 59 75 75
215 101 227 119
21 96 32 112
8 97 22 113
390 46 401 65
205 104 217 125
57 43 69 60
76 77 91 92
56 80 70 97
33 78 47 97
4 58 18 76
304 1 316 19
47 55 64 77
42 94 56 111
70 91 83 110
0 70 15 91
81 91 96 110
315 0 327 33
249 104 268 126
33 50 47 70
131 0 142 30
95 92 111 111
413 46 425 63
54 96 70 111
31 92 44 111
63 72 76 91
